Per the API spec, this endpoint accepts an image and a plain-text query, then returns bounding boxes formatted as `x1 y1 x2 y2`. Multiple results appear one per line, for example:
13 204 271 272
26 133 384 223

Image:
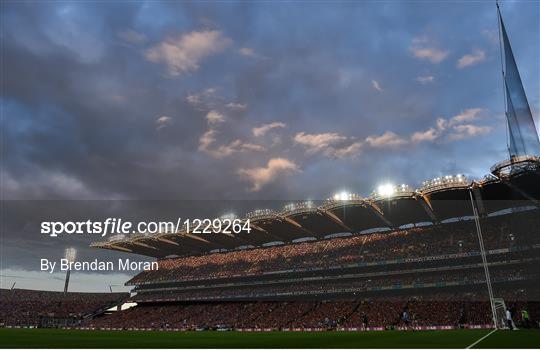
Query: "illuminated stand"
63 247 77 294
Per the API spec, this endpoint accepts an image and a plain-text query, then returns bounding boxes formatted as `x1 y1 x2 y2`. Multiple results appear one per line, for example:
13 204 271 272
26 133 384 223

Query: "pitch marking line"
466 328 497 349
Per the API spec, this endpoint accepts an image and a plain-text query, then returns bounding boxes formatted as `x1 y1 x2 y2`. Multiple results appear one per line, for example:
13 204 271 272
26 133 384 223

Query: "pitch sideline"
465 328 497 349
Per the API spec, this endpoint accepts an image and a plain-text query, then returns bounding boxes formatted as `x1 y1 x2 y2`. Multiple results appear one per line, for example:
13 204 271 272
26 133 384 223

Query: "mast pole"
496 2 511 157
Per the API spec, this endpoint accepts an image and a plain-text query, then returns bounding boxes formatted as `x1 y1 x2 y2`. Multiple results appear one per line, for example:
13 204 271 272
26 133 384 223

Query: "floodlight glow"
377 183 395 197
220 213 237 220
284 203 296 211
332 191 350 201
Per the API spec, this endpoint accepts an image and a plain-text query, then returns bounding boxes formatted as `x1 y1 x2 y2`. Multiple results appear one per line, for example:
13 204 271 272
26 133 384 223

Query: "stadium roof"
91 158 540 258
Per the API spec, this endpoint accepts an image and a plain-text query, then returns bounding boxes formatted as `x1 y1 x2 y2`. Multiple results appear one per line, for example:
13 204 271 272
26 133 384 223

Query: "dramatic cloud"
187 88 244 113
3 169 102 200
226 102 247 111
436 117 448 131
410 37 449 63
186 88 219 110
237 142 266 152
198 128 218 153
372 80 383 92
212 140 265 158
457 49 486 68
238 158 300 191
146 30 232 75
252 122 286 137
293 132 348 153
411 127 439 143
364 131 408 148
411 108 492 143
155 115 172 130
294 132 365 158
330 141 363 159
416 75 435 84
449 108 483 125
206 110 225 124
199 131 264 159
448 124 493 140
199 111 263 158
412 48 448 63
294 110 491 154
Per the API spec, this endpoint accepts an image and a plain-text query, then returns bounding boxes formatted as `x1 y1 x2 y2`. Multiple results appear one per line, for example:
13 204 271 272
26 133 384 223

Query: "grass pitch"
0 328 539 348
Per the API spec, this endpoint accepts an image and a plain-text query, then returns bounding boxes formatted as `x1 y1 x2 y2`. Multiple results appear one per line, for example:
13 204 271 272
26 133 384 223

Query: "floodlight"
220 213 237 220
332 191 350 201
377 183 395 197
64 247 77 263
63 247 77 294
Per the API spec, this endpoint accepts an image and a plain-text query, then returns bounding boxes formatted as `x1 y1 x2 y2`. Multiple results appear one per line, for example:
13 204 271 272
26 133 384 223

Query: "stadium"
3 164 540 347
1 2 540 349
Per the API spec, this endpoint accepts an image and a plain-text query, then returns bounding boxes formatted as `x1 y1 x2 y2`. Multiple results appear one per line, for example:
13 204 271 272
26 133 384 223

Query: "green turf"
0 328 538 348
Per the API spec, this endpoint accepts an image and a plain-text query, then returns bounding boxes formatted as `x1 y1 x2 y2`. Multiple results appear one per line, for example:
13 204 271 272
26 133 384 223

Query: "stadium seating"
0 289 128 327
128 211 539 286
4 210 538 331
84 290 538 330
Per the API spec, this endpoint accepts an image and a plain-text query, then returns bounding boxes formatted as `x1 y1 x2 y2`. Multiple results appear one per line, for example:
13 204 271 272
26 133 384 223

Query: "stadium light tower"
333 191 351 201
64 247 77 294
377 183 395 198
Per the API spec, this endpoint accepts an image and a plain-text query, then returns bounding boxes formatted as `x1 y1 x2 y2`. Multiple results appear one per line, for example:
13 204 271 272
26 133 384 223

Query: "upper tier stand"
490 155 540 178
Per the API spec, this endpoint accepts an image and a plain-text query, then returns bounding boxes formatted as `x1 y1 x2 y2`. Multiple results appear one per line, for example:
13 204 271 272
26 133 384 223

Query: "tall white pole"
469 190 498 329
63 248 77 294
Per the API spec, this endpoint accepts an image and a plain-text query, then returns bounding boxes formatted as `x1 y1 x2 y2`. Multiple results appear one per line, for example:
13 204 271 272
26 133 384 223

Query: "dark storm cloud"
1 1 539 287
3 1 539 200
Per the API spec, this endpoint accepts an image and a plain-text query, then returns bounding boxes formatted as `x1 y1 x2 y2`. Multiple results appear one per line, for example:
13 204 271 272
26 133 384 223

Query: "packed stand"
131 265 531 302
0 289 128 327
129 212 539 286
83 291 539 331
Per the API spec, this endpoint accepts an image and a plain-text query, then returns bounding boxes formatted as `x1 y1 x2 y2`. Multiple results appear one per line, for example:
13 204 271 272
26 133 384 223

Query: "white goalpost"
493 298 509 330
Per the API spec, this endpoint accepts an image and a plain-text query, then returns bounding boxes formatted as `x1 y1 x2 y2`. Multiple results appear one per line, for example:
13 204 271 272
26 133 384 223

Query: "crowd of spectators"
0 289 128 327
130 266 529 302
4 212 536 331
129 213 538 286
84 290 540 331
